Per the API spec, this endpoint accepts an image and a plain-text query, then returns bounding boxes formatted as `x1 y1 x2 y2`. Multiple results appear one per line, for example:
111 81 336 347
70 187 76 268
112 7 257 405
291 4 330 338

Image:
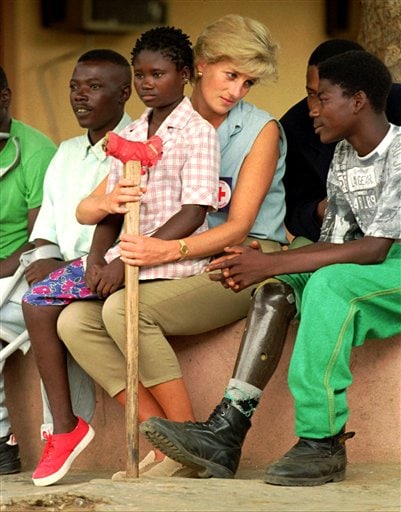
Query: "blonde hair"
194 14 279 83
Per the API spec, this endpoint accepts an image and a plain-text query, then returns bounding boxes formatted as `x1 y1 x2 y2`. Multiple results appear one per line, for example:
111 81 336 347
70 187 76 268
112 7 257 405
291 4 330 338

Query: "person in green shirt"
0 65 56 474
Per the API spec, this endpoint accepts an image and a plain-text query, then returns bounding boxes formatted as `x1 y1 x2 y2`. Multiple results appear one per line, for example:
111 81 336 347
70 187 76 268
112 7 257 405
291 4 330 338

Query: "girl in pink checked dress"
22 25 220 488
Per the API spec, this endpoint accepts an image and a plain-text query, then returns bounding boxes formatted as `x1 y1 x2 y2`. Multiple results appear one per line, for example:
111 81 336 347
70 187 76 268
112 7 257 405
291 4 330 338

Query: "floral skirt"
22 257 96 306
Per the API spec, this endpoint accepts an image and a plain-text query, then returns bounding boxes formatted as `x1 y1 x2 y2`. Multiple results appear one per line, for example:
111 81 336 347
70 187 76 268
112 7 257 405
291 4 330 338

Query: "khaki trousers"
58 239 281 395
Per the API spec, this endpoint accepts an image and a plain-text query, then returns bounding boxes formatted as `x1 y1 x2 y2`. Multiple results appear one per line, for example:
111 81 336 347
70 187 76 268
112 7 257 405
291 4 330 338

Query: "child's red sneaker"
32 417 94 486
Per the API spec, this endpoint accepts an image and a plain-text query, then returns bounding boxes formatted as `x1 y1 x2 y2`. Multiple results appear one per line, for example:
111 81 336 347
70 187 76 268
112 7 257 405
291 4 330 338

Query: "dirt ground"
2 493 103 511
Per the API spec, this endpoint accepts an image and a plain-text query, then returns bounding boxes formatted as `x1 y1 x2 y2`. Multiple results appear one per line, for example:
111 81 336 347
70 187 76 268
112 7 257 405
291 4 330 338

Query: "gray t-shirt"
320 124 401 243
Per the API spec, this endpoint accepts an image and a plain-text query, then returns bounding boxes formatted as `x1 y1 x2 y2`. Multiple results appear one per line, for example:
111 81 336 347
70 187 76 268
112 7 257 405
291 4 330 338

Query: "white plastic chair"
0 245 62 362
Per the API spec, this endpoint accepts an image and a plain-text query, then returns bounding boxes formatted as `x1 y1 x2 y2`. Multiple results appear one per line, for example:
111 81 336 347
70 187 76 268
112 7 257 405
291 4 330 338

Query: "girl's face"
194 60 256 122
133 50 189 110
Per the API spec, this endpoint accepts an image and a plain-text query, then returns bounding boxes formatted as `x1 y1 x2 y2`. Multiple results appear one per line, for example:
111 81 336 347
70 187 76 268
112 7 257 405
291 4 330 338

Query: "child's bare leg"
22 302 76 434
115 383 166 461
115 383 165 420
115 379 194 424
148 378 195 422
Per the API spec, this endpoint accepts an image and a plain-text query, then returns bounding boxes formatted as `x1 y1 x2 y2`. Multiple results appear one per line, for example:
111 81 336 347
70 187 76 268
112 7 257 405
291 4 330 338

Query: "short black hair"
131 26 194 79
77 49 131 84
318 50 392 113
78 49 131 68
308 39 364 66
0 65 8 90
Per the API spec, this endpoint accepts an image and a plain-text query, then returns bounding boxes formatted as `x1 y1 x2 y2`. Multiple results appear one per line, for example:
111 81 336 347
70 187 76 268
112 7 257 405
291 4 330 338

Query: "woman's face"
195 60 256 118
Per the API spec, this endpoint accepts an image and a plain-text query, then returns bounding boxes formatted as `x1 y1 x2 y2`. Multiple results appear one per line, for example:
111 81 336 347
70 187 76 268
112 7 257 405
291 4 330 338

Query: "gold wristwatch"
178 239 189 261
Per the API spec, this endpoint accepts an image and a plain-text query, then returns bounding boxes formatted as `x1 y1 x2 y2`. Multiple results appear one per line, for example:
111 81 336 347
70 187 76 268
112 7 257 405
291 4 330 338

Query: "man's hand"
24 258 65 285
206 243 270 292
85 257 125 299
206 245 250 288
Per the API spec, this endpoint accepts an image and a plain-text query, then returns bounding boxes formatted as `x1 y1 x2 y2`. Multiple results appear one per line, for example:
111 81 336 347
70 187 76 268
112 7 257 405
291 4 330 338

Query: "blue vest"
208 100 288 243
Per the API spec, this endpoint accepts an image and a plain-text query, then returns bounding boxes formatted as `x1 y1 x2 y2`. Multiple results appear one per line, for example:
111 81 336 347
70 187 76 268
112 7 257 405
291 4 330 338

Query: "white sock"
224 378 262 418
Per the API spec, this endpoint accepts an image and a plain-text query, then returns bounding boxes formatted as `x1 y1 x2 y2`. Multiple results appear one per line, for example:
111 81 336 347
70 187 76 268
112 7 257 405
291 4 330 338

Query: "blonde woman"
59 15 288 478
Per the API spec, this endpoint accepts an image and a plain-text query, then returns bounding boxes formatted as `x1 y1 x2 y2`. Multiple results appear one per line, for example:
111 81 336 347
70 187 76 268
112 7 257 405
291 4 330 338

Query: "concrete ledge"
4 321 401 472
3 464 401 511
174 322 401 467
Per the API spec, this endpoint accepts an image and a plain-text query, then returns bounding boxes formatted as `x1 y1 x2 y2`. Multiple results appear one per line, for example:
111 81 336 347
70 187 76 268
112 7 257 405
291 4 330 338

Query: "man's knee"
304 264 348 297
253 281 296 317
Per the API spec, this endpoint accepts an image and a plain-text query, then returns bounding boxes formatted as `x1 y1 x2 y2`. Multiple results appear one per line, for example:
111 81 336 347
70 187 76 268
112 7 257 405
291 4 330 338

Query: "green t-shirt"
0 119 56 259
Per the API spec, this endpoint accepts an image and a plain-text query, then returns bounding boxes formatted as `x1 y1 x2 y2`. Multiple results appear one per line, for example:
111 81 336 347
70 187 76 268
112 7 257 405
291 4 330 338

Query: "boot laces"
180 401 227 429
204 401 228 426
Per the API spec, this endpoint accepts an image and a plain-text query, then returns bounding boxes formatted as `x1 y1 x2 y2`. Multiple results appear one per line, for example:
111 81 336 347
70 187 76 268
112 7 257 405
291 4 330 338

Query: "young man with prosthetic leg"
141 50 401 486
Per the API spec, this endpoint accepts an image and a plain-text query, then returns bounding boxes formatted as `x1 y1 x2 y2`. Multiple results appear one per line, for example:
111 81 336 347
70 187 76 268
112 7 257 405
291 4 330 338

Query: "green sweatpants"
279 243 401 438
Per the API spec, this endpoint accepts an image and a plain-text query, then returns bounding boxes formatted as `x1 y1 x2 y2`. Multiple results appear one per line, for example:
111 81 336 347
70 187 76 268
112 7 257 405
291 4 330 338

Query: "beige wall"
1 0 329 144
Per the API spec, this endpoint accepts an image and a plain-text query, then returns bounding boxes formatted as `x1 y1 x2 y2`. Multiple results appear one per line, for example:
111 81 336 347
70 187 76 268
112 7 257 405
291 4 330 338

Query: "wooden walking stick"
103 132 163 478
123 159 141 477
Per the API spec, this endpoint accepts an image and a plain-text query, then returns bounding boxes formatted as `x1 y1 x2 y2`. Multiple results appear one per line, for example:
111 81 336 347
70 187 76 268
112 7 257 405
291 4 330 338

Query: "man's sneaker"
32 417 95 487
140 399 251 479
0 433 21 474
264 430 355 486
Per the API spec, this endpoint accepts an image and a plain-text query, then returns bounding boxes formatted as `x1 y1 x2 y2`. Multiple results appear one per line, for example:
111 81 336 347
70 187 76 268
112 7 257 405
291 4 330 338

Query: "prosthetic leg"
232 280 296 388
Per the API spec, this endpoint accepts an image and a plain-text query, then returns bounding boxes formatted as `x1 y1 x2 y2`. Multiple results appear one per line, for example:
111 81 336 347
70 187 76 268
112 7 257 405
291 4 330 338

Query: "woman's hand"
104 179 144 215
77 177 145 225
119 234 178 267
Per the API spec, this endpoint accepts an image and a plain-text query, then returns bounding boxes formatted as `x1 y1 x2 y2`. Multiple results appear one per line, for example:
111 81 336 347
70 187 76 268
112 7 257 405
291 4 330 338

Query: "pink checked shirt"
105 97 220 280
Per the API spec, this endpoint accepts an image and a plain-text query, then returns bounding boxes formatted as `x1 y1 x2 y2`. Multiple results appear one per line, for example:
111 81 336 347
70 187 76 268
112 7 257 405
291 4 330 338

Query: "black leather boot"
140 399 251 478
264 430 355 486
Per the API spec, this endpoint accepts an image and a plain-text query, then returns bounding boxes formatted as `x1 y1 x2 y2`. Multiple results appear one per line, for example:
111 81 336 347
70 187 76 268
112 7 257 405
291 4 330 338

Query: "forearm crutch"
103 131 163 478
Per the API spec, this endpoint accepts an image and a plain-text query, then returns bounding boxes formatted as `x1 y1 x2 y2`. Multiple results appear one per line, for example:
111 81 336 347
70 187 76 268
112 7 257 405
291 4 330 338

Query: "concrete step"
2 464 400 511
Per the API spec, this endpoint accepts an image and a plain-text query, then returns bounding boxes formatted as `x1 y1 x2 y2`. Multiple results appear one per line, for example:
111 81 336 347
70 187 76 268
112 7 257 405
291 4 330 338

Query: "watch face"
179 240 188 259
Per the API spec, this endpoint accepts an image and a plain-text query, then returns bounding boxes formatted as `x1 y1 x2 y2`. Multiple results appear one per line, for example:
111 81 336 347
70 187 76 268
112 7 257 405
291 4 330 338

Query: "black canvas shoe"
0 433 21 475
140 399 251 478
264 430 355 486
